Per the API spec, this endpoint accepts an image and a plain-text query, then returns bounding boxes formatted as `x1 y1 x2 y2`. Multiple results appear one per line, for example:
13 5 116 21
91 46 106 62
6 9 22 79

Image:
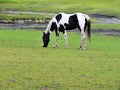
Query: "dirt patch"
91 14 120 24
92 29 120 36
91 14 115 18
1 10 56 16
0 23 120 36
0 23 47 30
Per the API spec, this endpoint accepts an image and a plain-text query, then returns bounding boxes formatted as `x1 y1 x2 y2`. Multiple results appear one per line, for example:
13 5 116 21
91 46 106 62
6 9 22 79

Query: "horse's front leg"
54 36 59 48
63 31 69 48
53 29 59 48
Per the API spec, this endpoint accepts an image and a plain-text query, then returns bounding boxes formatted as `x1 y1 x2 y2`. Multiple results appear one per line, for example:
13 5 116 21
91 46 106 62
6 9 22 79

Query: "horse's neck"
45 28 52 34
45 28 50 34
45 20 53 34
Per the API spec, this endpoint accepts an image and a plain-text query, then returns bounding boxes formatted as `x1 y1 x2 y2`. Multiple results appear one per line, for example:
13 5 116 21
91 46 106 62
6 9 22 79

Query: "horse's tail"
87 19 91 41
84 14 91 41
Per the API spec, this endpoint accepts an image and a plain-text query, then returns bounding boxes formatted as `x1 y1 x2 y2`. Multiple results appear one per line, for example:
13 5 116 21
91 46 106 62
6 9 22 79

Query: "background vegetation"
0 0 120 18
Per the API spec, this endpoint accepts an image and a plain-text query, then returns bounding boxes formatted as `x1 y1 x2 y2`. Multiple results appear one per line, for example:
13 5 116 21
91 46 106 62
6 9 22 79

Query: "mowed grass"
0 0 120 18
0 29 120 90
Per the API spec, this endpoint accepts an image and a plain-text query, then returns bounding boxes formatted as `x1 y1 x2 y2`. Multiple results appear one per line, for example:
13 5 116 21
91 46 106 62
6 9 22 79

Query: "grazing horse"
42 12 91 50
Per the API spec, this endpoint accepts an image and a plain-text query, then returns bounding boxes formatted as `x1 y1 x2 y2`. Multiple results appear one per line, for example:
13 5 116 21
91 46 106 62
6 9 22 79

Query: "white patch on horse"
58 13 69 27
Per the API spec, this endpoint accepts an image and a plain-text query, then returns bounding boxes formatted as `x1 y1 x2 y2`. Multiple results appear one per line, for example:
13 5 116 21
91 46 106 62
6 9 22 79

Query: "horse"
42 12 91 50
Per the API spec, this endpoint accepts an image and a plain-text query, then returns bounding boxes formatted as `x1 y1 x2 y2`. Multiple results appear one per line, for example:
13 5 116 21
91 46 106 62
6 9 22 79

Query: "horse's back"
51 12 90 30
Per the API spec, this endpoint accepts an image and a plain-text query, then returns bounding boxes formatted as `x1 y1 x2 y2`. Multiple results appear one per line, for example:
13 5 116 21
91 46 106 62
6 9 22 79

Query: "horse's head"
42 32 50 47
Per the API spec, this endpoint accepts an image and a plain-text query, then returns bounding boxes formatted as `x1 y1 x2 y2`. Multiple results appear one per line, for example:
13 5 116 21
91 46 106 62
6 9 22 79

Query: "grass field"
0 0 120 89
0 29 120 90
0 0 120 19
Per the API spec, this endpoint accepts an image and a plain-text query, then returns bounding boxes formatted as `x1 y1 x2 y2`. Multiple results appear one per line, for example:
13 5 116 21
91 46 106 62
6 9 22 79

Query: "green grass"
0 13 52 20
0 29 120 90
0 0 120 89
0 0 120 19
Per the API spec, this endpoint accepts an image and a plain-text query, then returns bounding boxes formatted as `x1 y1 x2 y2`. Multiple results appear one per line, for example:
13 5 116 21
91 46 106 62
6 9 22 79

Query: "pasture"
0 29 120 90
0 0 120 90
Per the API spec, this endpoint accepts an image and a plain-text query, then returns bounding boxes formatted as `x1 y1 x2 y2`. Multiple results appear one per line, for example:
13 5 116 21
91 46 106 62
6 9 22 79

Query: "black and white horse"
42 12 91 50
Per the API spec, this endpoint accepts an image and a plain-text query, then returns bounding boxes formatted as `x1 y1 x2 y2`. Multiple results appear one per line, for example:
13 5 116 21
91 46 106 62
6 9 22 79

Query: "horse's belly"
64 22 78 30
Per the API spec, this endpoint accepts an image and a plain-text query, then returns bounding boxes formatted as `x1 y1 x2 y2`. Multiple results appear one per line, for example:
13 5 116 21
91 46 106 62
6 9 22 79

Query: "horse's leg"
83 33 86 50
54 36 59 48
63 31 69 48
79 31 86 50
54 30 59 48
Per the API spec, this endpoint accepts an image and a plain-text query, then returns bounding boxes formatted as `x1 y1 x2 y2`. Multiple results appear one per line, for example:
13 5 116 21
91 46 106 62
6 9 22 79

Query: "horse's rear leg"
63 31 69 48
79 31 86 50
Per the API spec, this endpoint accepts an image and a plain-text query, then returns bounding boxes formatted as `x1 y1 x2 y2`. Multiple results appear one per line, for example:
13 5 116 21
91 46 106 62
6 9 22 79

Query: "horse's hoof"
66 46 69 49
53 46 56 48
53 45 58 48
77 47 86 50
53 45 57 48
82 48 86 50
65 45 69 49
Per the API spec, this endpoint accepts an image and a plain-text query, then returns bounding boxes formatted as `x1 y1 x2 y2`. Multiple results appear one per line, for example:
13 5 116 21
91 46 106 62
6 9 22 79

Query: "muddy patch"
0 23 47 30
91 14 120 24
0 23 120 36
92 29 120 36
1 10 56 16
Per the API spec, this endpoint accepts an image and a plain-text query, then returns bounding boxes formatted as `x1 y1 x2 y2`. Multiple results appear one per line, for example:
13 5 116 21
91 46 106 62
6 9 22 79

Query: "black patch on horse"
55 14 62 22
64 14 79 30
59 24 65 33
50 22 57 31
